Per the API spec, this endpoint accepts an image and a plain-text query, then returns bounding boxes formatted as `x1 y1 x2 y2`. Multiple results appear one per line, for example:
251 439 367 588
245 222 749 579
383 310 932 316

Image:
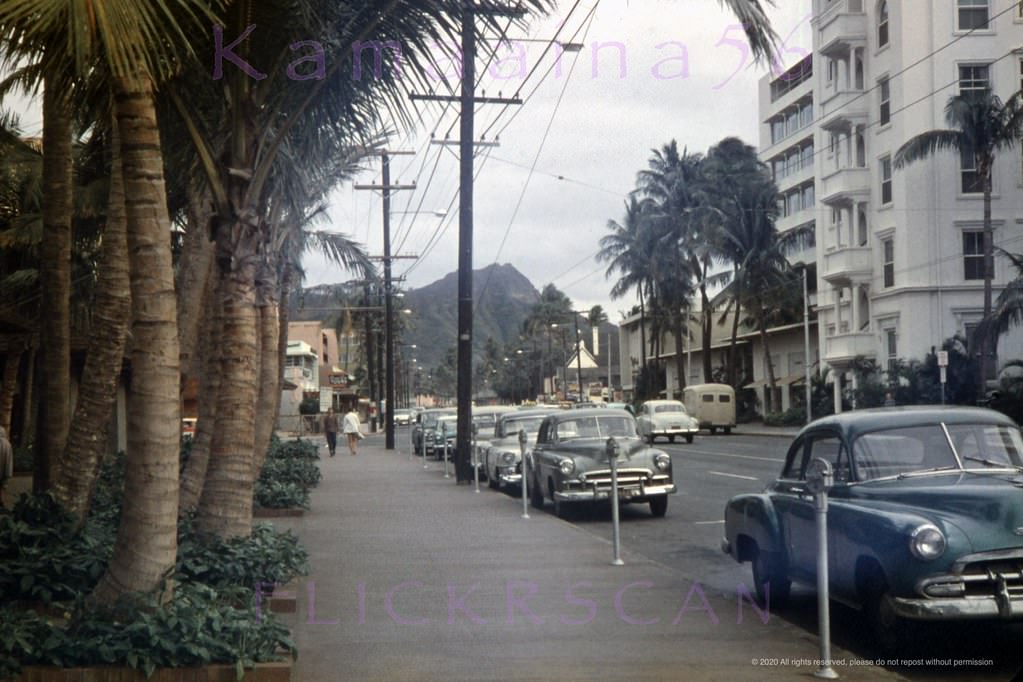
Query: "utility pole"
574 313 583 401
410 2 521 481
355 151 415 449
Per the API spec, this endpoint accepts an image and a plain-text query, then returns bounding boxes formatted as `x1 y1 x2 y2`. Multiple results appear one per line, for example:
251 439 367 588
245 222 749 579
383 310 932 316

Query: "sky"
3 0 814 322
301 0 814 322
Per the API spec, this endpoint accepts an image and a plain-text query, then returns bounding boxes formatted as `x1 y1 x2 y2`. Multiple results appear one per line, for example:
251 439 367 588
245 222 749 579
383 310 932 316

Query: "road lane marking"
693 520 725 525
676 447 784 463
707 470 759 481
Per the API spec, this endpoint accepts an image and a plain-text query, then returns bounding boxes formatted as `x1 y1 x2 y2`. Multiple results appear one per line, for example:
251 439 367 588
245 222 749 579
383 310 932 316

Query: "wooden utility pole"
410 2 520 481
355 152 415 449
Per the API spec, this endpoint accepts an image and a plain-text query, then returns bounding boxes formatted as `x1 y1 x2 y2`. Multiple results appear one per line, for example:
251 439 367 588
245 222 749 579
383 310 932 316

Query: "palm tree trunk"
759 305 778 414
195 245 259 539
700 276 713 383
728 270 742 386
274 263 294 427
37 78 73 493
20 347 36 448
52 114 131 526
672 312 686 398
176 188 215 398
252 263 280 477
179 273 222 512
0 349 22 436
979 165 994 400
93 73 181 603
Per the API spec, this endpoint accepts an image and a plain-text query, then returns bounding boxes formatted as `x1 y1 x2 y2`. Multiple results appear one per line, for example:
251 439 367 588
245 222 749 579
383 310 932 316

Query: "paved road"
505 432 1022 681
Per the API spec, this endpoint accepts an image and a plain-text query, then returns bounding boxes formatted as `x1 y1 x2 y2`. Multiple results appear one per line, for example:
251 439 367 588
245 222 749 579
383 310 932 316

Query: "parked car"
527 407 676 518
425 414 458 459
471 406 517 474
722 406 1023 652
182 417 197 440
482 409 555 490
413 407 456 454
393 408 415 426
635 399 699 444
683 383 735 434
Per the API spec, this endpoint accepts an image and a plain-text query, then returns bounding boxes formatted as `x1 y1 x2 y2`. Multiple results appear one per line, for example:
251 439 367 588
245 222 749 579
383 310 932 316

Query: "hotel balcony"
816 0 866 57
819 90 869 127
824 331 876 366
822 245 872 285
820 166 869 205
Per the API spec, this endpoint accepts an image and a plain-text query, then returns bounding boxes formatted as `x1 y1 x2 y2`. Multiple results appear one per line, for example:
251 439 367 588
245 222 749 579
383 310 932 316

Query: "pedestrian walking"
343 404 363 456
884 392 896 407
323 407 339 457
0 426 13 509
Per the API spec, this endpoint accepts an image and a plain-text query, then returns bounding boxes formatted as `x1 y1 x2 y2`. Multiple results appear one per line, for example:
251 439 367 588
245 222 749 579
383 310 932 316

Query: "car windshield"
654 404 685 414
852 424 959 480
945 423 1023 469
500 416 546 436
472 414 497 427
852 423 1023 480
556 415 637 440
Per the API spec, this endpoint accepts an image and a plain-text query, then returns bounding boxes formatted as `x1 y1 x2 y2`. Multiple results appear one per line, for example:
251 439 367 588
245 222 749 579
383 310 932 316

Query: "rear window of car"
702 395 714 403
718 394 731 403
654 404 685 413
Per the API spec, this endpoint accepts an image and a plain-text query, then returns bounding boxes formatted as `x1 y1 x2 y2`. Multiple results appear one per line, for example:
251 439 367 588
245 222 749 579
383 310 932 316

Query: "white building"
799 0 1023 407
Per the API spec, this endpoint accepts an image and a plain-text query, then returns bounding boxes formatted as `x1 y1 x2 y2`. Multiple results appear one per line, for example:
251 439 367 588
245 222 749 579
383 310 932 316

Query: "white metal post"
607 437 624 566
519 429 530 519
443 422 451 479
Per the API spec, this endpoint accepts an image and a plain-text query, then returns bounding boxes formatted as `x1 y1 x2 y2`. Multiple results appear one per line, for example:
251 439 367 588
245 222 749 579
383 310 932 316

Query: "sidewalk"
268 433 905 681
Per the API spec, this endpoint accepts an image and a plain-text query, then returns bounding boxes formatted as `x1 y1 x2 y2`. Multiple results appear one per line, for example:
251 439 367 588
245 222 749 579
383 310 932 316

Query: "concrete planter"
251 508 304 519
11 660 291 681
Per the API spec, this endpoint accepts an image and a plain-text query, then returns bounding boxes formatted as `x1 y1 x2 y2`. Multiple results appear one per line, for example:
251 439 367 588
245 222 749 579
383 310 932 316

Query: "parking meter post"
443 423 451 479
519 428 529 519
808 457 838 680
607 437 624 566
472 423 480 493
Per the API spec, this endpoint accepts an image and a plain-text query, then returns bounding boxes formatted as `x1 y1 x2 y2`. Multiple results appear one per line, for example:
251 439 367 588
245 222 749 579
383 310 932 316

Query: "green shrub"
0 582 294 679
267 437 319 461
764 407 806 427
177 522 309 591
257 457 320 488
253 480 309 510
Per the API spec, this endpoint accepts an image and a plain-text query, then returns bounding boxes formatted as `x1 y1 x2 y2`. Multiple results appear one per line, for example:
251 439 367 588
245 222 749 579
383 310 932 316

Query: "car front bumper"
650 426 699 437
497 465 522 485
891 594 1023 621
553 481 676 503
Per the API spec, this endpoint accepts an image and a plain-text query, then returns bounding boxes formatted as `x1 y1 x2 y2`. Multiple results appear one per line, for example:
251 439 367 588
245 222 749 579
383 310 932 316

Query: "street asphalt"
270 430 908 682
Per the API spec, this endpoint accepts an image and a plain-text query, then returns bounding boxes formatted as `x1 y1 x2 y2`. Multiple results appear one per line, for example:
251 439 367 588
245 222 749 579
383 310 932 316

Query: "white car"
636 400 699 444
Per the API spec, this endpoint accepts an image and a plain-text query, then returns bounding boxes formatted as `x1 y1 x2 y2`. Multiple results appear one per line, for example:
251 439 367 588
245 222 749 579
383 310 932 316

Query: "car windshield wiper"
961 455 1023 472
896 465 958 479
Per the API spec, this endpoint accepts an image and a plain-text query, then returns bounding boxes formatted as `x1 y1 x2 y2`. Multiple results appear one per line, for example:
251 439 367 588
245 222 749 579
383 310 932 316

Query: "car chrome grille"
923 550 1023 607
580 468 660 488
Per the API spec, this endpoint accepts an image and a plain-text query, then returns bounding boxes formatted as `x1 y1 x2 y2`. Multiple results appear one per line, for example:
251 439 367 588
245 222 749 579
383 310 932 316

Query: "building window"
957 0 989 30
958 63 990 96
802 184 815 209
827 59 837 84
963 231 988 280
883 238 894 288
885 329 898 373
878 77 890 125
801 144 814 170
880 155 892 204
877 1 889 47
771 119 785 144
960 146 983 193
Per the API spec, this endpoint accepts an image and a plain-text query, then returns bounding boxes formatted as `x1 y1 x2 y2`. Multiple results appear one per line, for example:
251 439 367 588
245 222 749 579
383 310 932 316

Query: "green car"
722 406 1023 652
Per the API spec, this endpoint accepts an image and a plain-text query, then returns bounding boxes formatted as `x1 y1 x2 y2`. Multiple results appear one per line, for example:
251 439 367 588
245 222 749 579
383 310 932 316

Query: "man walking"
323 407 339 457
342 404 362 456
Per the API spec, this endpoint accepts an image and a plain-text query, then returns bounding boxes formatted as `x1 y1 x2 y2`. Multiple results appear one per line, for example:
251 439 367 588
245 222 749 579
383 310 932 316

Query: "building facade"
799 0 1023 407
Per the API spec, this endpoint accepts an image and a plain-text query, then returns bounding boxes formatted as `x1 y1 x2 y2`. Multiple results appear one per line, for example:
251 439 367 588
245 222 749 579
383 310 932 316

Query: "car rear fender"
724 494 784 562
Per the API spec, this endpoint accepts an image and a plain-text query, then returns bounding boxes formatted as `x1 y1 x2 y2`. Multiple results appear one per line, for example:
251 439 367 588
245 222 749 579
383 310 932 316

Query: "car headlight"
909 524 946 561
654 453 671 471
501 451 514 465
559 459 575 475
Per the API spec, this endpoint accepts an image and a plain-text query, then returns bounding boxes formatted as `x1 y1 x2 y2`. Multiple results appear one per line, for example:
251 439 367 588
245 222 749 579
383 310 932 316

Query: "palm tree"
894 90 1023 398
598 196 655 392
977 250 1023 355
636 141 705 385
